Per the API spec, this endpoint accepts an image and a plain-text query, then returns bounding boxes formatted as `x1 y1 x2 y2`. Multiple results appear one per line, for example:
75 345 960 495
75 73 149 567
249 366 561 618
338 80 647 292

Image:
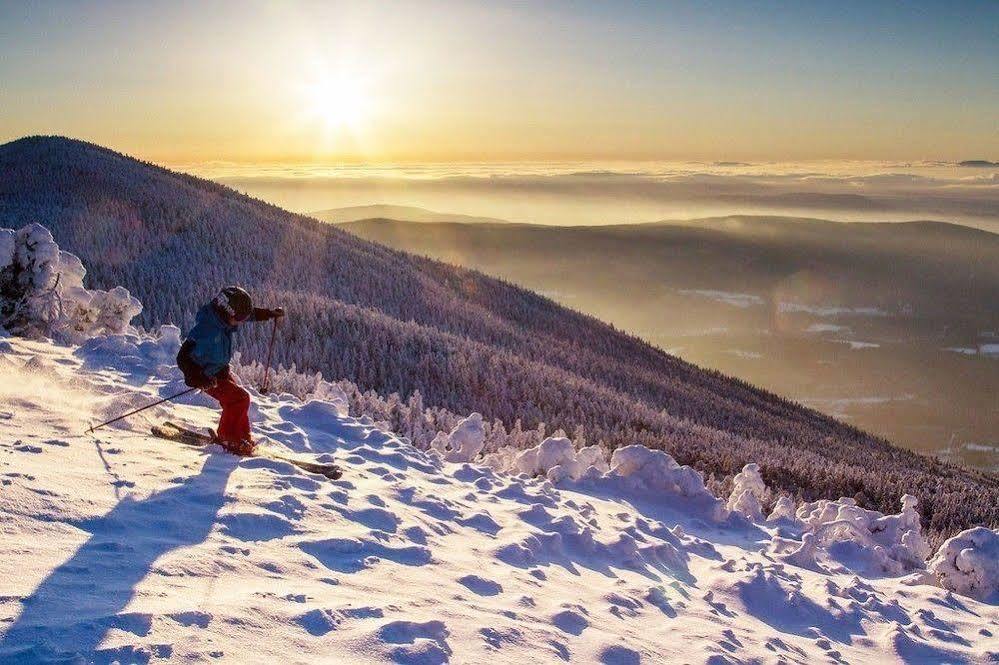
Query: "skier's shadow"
0 453 237 663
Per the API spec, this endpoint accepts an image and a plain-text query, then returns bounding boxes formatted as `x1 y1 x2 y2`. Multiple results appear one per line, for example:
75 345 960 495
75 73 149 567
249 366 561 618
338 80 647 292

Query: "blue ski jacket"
184 304 238 377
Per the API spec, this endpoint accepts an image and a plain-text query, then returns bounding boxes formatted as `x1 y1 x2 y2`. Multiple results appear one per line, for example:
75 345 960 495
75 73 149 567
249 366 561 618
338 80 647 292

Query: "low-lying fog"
185 160 999 231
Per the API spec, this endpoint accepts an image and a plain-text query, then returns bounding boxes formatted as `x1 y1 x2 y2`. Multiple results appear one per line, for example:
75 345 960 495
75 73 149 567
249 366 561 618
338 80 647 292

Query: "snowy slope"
1 334 996 664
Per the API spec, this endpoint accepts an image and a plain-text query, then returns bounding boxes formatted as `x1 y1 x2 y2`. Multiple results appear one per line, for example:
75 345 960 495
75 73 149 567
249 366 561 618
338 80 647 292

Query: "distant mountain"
312 204 513 225
1 136 995 538
340 215 999 325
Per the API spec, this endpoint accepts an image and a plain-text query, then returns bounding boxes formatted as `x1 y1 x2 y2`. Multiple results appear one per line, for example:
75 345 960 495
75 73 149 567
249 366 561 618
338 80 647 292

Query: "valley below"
336 215 999 471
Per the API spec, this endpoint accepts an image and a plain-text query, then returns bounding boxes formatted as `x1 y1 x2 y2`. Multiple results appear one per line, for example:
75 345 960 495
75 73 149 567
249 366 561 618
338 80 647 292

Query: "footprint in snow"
548 640 571 661
551 610 589 636
296 604 387 638
599 645 642 665
92 643 173 663
262 494 308 521
166 610 212 628
218 511 297 542
341 606 384 619
379 620 452 665
606 593 643 618
457 574 503 596
296 608 340 636
403 525 429 545
299 537 431 574
479 625 524 649
338 506 401 533
645 587 677 618
457 512 502 536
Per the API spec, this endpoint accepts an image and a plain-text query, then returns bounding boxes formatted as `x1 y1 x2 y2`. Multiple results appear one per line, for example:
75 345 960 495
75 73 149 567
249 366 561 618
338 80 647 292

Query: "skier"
176 286 284 455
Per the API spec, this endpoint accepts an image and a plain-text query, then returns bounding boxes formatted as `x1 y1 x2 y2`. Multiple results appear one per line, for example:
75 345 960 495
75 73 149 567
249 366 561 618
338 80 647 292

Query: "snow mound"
430 412 485 463
76 325 182 373
727 463 768 521
611 446 714 500
511 436 609 483
0 223 142 342
929 527 999 601
608 445 727 521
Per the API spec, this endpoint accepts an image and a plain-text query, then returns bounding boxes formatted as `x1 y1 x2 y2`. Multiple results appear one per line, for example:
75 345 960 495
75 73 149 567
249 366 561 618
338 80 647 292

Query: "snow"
479 436 610 484
0 332 997 663
606 446 727 523
929 527 999 602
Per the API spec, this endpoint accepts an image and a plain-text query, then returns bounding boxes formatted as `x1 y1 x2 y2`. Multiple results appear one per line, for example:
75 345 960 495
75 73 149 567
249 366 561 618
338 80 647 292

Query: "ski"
151 422 343 480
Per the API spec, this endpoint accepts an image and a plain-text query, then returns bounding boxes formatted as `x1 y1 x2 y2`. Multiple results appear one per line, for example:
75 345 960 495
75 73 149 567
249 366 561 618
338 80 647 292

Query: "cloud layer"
178 160 999 230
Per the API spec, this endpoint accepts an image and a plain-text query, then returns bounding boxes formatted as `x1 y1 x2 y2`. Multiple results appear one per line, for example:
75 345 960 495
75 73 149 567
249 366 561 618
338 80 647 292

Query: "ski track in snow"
0 336 996 664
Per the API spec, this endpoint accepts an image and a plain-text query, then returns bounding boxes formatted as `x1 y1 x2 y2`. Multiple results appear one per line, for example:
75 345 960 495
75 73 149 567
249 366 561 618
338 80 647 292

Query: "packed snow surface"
0 333 997 664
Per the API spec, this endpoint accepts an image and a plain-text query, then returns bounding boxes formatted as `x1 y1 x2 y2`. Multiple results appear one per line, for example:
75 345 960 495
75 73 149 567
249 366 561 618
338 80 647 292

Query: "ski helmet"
214 286 253 321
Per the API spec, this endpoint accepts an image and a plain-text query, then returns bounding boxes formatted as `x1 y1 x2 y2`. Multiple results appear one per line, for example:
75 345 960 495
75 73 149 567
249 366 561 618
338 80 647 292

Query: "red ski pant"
204 372 251 444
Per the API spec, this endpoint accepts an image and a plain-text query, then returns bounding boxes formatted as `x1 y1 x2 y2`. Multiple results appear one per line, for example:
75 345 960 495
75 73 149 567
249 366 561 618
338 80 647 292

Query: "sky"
1 1 997 164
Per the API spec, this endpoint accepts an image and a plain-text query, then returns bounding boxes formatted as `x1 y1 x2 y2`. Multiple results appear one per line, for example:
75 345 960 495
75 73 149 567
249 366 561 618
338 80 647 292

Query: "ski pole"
261 316 279 394
86 387 198 434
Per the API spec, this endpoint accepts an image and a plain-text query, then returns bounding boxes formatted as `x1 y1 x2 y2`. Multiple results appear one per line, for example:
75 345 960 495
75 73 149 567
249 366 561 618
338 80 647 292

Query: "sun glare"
302 73 370 132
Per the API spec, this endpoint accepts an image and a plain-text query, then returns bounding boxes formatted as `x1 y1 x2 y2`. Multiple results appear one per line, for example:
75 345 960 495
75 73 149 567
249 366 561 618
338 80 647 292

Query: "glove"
253 307 285 321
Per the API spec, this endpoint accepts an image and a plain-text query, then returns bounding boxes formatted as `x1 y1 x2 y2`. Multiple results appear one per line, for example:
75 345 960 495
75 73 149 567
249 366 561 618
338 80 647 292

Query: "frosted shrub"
430 412 485 463
727 463 769 521
795 494 930 572
768 495 797 521
0 223 141 341
928 527 999 601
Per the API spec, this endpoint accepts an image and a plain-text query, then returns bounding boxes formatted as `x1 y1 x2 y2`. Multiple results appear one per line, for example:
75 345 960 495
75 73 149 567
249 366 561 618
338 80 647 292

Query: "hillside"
0 332 996 663
339 216 999 467
0 136 997 538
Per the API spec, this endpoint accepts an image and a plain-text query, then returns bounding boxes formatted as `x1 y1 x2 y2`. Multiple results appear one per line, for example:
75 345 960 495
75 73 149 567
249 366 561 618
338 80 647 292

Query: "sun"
302 73 370 131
